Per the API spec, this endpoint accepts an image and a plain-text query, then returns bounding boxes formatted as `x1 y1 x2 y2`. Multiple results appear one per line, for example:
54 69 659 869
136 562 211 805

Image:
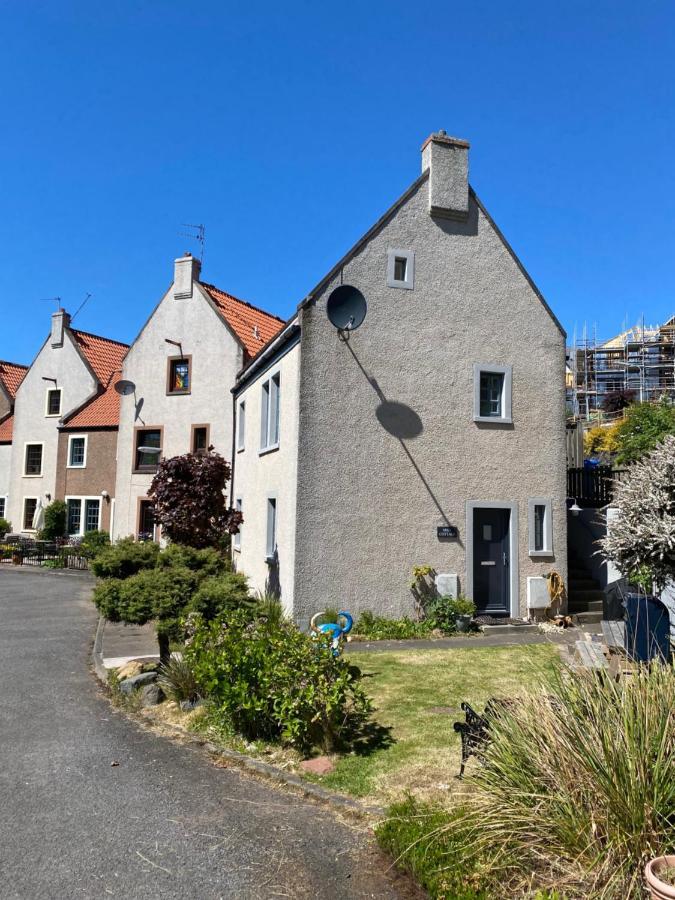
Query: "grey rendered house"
231 131 567 623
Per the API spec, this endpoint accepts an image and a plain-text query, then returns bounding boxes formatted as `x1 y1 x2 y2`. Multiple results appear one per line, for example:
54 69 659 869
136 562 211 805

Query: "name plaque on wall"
437 525 459 540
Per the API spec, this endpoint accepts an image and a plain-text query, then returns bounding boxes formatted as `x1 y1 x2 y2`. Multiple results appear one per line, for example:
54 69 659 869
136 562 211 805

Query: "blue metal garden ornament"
310 611 353 657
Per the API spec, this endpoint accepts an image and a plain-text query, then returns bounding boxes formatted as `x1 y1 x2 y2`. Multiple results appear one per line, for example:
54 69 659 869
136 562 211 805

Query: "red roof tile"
0 361 28 399
0 414 13 442
64 330 129 429
199 282 284 361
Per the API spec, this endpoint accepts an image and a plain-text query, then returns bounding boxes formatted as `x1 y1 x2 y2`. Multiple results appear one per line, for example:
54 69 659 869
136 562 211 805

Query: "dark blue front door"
473 508 510 616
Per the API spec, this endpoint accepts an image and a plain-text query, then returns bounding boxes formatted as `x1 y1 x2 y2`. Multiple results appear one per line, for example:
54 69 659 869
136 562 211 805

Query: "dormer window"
46 388 62 416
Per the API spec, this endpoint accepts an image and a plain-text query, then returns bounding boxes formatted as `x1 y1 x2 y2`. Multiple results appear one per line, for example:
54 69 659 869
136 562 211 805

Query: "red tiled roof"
0 360 28 399
64 330 129 429
0 414 13 443
199 282 285 361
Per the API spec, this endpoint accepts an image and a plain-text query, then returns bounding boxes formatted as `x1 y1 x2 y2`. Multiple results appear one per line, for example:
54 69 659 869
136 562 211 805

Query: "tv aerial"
326 285 367 337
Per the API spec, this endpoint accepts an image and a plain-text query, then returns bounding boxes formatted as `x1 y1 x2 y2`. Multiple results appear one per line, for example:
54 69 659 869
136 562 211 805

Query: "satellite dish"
326 285 367 332
114 379 136 396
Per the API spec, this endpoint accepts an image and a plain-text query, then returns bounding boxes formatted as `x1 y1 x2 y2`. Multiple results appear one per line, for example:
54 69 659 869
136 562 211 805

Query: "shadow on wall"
430 197 479 238
343 341 455 530
266 549 281 600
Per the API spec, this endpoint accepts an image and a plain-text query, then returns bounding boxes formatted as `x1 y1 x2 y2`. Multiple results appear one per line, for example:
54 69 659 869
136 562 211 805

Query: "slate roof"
199 282 285 361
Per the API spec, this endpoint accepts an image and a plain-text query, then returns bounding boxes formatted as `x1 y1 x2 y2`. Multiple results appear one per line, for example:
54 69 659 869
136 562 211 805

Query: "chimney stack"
174 252 202 299
51 308 71 348
421 131 470 221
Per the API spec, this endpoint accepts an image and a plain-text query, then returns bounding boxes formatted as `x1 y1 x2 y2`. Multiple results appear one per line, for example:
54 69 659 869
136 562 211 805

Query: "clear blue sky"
1 1 674 365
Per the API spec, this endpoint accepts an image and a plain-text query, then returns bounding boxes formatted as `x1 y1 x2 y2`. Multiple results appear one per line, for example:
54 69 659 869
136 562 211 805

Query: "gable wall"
292 181 567 621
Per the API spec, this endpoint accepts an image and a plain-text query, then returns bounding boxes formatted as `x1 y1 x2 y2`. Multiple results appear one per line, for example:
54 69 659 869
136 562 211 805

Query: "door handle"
503 551 508 566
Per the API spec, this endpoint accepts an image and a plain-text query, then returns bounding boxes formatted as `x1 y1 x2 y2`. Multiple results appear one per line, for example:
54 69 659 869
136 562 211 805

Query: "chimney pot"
174 253 201 299
421 131 470 220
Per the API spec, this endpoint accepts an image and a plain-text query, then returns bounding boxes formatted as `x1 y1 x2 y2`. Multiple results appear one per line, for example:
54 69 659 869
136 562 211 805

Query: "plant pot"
455 614 472 633
645 855 675 900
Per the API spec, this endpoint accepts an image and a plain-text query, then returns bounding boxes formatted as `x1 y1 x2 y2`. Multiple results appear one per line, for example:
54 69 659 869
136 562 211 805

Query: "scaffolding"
567 316 675 421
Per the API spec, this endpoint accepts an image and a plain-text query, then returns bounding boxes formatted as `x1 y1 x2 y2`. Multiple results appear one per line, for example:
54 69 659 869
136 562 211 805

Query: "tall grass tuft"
456 662 675 898
157 656 201 704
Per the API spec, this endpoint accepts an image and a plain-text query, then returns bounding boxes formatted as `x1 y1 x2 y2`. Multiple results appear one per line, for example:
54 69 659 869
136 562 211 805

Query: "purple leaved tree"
148 448 242 549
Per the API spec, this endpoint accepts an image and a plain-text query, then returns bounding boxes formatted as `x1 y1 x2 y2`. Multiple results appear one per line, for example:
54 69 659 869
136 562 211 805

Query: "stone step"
568 599 603 613
569 590 606 604
574 610 604 625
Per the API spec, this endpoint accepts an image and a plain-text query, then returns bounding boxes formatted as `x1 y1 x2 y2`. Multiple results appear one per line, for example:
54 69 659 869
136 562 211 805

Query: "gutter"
233 318 300 393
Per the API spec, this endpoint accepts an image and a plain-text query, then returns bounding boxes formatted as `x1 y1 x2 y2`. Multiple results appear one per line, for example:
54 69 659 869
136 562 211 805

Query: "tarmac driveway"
0 568 415 899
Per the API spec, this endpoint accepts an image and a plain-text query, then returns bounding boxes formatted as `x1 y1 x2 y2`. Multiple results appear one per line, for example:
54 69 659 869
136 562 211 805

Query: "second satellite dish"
326 285 367 332
114 379 136 396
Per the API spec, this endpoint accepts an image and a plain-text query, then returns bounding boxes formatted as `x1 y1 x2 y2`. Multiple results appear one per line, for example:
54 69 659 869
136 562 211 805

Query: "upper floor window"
167 356 191 395
237 400 246 451
67 435 87 468
473 364 513 424
46 388 62 416
260 374 280 453
387 248 415 290
191 424 209 455
134 428 162 473
24 443 43 476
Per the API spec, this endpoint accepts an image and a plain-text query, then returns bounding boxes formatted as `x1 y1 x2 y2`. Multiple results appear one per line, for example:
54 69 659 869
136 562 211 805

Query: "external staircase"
567 549 605 626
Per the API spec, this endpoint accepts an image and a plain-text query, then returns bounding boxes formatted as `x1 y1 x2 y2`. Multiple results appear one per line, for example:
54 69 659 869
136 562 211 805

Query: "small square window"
68 436 87 467
387 248 415 289
24 444 43 476
23 498 37 530
473 364 512 424
134 429 162 472
46 389 61 416
167 357 191 394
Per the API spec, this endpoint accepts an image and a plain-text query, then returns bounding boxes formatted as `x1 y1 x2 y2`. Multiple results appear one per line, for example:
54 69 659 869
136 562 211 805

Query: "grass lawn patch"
320 643 560 804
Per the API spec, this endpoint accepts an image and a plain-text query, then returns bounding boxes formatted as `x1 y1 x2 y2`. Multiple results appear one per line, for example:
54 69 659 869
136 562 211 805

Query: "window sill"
473 415 513 425
67 464 86 470
45 413 61 418
22 474 43 478
232 545 241 552
259 444 279 457
133 469 159 476
265 555 276 565
529 550 554 559
236 446 245 454
388 280 414 291
166 391 191 397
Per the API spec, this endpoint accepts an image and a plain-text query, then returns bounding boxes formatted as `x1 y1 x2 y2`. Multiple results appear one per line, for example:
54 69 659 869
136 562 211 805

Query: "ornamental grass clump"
184 610 372 755
452 663 675 898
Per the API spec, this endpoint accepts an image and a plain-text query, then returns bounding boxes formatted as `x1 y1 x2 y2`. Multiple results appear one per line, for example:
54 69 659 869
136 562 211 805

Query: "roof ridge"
71 327 130 348
199 281 285 323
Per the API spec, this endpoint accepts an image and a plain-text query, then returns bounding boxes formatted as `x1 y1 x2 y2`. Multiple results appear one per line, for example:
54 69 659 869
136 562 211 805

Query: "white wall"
112 281 244 539
231 338 300 614
0 443 11 522
8 332 97 532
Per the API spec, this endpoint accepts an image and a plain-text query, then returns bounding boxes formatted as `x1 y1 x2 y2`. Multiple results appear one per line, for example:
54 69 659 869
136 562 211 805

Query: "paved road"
0 569 416 899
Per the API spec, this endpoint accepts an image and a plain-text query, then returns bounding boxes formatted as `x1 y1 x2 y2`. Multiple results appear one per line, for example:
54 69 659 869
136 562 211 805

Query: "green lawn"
320 644 561 804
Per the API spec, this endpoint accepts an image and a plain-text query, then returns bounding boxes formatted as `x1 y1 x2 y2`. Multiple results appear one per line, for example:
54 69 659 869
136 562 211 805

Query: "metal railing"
0 537 89 570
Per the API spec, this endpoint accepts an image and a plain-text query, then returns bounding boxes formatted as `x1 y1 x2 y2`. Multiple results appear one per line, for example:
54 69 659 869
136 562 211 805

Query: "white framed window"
260 373 280 453
233 497 242 549
387 248 415 290
23 442 44 476
66 496 101 536
45 387 62 417
266 497 277 561
237 400 246 451
528 498 553 556
473 364 513 424
67 435 88 468
22 497 38 531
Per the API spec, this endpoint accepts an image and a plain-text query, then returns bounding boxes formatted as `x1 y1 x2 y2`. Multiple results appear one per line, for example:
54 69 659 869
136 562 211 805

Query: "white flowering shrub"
602 434 675 591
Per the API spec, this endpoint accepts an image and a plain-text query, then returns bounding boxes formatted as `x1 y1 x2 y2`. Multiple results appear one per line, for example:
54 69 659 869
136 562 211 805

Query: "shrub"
157 657 201 704
39 500 67 541
78 530 110 559
354 610 437 640
156 543 230 577
185 611 372 754
449 663 675 898
613 399 675 464
189 572 254 620
602 388 636 414
91 537 160 579
254 591 288 626
0 517 11 539
92 579 123 621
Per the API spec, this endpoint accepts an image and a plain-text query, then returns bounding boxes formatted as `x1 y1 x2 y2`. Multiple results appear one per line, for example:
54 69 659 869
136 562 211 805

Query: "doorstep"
480 623 541 635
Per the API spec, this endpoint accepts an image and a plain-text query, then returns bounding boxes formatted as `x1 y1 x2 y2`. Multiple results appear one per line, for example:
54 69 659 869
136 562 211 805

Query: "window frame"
190 423 210 455
528 497 553 557
237 400 246 452
166 355 192 396
265 496 277 562
137 498 157 542
45 387 62 417
22 497 39 531
387 248 415 290
66 434 88 469
0 496 6 519
23 442 44 477
133 426 163 474
259 372 280 454
65 495 102 537
233 497 242 550
473 364 513 424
